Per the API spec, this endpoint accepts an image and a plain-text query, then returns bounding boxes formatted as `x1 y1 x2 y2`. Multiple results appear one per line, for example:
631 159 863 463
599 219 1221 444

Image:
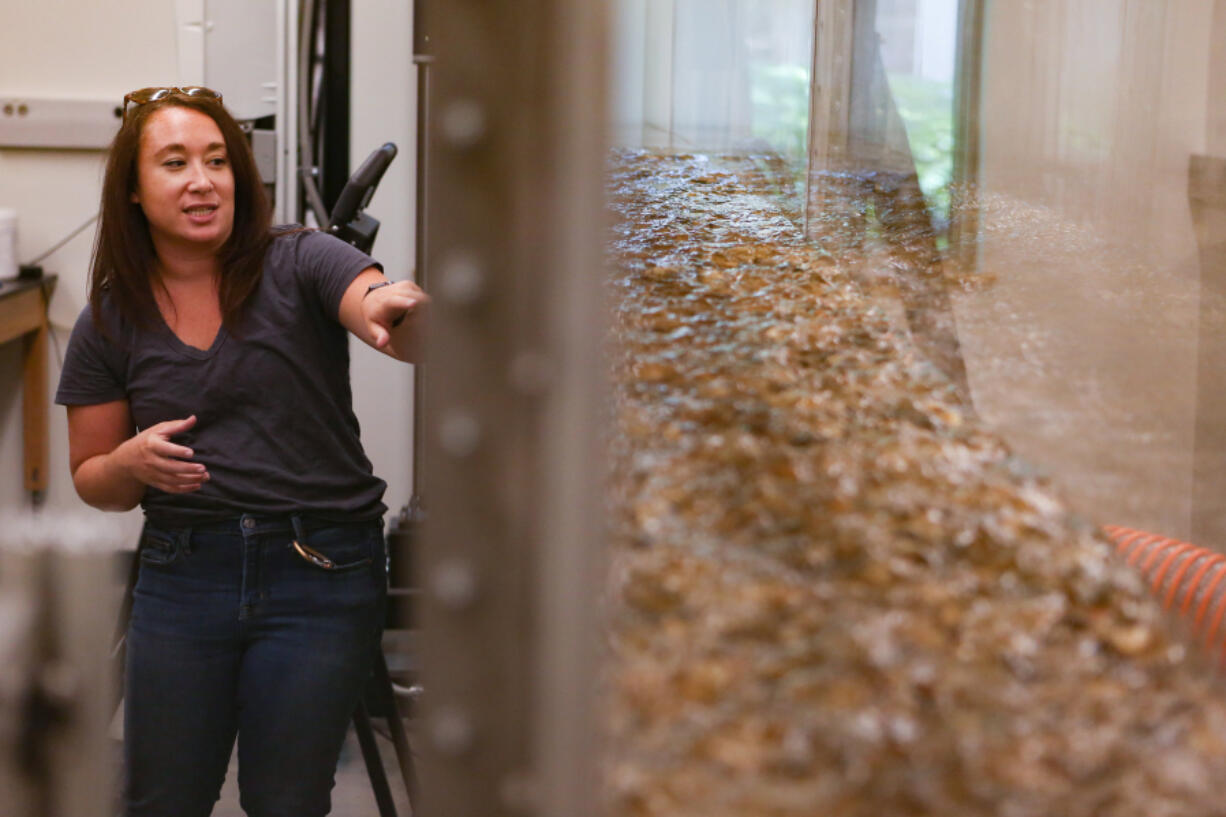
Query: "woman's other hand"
68 402 207 511
113 415 209 494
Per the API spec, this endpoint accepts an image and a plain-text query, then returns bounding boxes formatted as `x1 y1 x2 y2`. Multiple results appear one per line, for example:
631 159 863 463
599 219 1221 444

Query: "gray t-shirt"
56 228 388 524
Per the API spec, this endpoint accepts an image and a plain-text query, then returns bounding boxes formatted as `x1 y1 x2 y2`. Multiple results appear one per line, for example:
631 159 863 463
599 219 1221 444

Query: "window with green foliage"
887 71 955 227
749 63 811 162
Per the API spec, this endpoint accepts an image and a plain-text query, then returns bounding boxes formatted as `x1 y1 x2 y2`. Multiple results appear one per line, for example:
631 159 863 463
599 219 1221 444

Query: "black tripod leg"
373 650 420 809
354 700 399 817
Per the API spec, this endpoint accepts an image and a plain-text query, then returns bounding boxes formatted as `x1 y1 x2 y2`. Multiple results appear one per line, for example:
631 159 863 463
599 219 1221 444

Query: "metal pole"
321 0 352 213
412 0 432 502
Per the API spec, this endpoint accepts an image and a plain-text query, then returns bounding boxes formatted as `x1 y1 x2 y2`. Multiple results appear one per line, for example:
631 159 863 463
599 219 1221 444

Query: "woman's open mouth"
184 204 218 223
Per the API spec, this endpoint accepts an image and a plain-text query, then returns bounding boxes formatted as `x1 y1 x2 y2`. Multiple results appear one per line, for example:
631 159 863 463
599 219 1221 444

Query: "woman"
55 86 427 817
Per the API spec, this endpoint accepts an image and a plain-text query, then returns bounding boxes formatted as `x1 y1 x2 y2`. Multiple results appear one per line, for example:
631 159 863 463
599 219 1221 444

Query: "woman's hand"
340 269 430 363
68 401 207 511
113 415 209 494
362 280 429 352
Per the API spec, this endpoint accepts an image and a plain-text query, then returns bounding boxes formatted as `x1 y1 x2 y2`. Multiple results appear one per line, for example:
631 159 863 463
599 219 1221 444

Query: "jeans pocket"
138 526 190 567
289 523 378 573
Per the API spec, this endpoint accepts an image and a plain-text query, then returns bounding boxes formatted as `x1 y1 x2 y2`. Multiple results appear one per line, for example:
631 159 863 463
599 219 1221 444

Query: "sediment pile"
603 150 1226 817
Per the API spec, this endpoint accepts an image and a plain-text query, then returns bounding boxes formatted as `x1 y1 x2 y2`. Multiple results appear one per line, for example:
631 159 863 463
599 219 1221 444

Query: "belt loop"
177 525 193 555
290 515 308 545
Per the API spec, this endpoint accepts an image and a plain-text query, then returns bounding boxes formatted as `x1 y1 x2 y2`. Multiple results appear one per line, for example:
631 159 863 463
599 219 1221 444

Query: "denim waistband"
146 514 382 537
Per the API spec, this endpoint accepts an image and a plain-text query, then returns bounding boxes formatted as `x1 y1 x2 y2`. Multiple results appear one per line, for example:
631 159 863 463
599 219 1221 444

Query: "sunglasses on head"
122 86 223 122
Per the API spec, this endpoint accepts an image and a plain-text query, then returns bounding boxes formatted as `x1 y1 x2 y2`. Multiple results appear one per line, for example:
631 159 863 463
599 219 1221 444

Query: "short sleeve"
293 230 384 320
55 305 129 406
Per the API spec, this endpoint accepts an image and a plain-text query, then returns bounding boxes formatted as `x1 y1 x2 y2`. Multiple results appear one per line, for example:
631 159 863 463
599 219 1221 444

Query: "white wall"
0 0 417 531
350 0 417 517
0 0 180 538
915 0 956 83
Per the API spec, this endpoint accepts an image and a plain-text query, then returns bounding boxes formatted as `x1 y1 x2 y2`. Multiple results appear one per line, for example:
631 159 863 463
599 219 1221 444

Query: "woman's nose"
187 163 214 192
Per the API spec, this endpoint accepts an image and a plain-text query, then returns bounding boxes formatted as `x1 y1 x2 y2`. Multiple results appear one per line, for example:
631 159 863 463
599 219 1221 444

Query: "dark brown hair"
89 92 273 333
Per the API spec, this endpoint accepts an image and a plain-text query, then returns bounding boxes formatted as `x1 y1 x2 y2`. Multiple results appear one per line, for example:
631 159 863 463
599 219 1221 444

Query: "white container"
0 209 16 279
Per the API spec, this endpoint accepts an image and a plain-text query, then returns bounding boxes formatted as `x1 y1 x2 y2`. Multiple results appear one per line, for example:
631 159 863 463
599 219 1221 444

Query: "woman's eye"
208 157 228 167
164 159 185 168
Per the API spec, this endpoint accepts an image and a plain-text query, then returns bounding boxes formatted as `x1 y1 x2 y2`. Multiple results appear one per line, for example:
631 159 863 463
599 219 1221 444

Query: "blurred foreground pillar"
417 1 609 816
0 519 121 817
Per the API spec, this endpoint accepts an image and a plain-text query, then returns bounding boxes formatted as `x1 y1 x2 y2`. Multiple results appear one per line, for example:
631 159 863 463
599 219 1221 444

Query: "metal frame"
805 0 855 228
275 0 299 224
319 0 351 212
412 1 432 501
950 0 986 270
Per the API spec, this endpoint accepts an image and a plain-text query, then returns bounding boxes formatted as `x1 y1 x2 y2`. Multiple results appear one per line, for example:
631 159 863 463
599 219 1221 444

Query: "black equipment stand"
328 143 418 817
353 650 419 815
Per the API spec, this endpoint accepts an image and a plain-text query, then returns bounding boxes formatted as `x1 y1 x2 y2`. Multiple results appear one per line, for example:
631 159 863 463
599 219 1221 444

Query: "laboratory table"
0 274 57 502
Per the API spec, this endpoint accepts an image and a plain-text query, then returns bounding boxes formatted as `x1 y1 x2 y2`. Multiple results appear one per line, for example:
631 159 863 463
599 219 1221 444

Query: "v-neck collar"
157 316 228 360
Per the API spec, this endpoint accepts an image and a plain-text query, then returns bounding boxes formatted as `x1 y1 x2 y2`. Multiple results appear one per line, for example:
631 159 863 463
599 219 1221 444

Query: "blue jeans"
123 514 387 817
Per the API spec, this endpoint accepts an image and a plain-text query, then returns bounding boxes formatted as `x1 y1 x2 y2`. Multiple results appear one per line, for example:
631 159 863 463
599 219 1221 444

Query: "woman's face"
131 105 236 257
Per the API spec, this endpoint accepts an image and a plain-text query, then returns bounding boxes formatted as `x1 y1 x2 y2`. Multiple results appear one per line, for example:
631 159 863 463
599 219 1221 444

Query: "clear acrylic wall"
602 5 1226 815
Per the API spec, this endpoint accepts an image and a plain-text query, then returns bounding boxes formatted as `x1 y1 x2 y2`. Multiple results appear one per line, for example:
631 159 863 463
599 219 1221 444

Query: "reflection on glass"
960 1 1222 544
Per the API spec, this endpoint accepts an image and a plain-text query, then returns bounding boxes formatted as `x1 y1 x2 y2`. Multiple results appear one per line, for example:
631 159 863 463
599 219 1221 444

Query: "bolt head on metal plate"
430 704 476 756
438 410 482 457
430 559 479 610
440 98 487 148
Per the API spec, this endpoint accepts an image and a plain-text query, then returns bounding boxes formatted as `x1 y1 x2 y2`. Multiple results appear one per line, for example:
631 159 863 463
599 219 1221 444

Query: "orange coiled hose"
1103 525 1226 666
